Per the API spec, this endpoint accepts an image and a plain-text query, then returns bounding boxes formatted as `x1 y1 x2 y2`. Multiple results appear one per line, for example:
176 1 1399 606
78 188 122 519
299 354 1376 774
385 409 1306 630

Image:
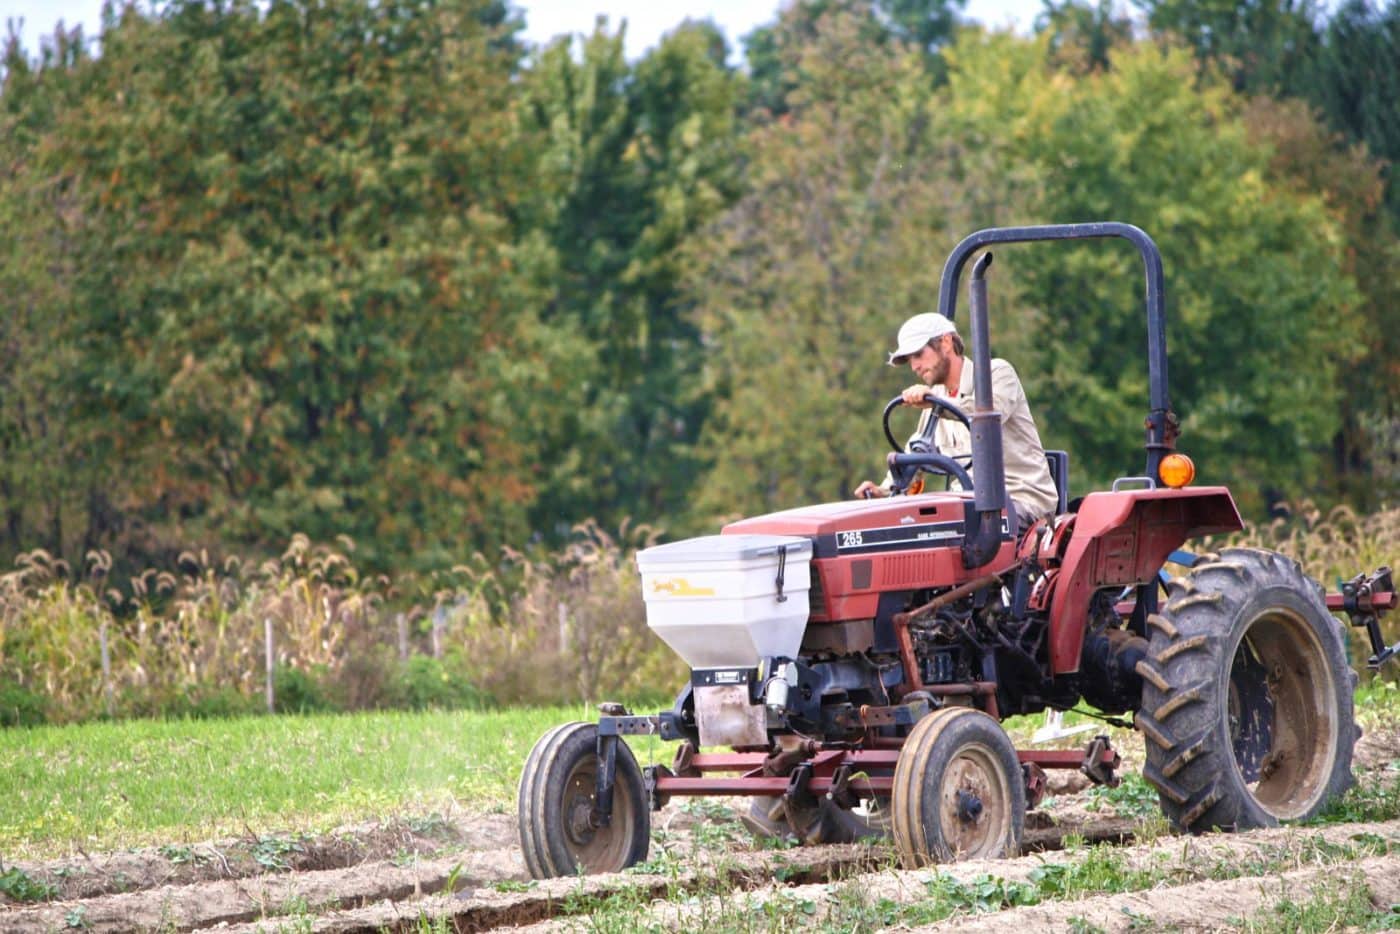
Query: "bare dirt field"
6 728 1400 933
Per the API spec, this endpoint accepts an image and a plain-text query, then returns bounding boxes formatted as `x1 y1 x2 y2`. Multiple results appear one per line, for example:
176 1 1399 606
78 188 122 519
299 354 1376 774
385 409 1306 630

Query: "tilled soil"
4 729 1399 932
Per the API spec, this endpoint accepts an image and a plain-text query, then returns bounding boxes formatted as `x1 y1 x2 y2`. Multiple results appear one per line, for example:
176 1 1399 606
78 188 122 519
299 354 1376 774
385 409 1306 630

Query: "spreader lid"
636 533 811 568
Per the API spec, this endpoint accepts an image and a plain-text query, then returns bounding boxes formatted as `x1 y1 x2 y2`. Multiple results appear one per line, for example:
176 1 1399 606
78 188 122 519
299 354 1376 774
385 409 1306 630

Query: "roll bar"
935 222 1173 481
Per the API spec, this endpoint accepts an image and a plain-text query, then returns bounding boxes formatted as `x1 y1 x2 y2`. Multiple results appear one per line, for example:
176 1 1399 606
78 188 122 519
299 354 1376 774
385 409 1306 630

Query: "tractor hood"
723 492 987 560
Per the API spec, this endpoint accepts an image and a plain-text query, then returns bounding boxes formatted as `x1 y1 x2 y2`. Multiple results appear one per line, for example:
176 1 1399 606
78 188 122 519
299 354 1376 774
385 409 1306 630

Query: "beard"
919 350 948 387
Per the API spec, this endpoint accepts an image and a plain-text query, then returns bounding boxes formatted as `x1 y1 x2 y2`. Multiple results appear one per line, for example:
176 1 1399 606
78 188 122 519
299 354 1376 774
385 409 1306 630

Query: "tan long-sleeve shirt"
893 357 1059 525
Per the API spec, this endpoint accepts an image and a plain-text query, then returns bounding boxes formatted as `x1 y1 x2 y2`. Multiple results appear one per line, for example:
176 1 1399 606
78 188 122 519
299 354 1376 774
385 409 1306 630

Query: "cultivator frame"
593 710 1120 817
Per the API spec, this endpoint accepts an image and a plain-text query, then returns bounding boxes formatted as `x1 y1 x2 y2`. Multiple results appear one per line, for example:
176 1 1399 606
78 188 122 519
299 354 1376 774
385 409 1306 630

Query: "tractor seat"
1045 450 1069 515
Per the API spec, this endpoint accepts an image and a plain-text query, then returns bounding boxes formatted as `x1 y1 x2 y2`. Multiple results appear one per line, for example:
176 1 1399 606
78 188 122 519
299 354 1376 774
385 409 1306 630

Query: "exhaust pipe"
961 252 1008 569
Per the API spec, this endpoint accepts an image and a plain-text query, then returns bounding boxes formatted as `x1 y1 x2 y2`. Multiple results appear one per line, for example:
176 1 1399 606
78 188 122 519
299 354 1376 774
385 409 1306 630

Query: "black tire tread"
1139 547 1357 833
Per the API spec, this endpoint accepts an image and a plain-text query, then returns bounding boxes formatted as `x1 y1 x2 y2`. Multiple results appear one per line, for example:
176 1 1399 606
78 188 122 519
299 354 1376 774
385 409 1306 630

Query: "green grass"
1237 874 1400 933
0 706 677 858
5 675 1399 861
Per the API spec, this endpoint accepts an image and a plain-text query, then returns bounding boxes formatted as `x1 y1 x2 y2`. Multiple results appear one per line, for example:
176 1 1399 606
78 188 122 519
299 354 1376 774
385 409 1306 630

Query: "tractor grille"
881 552 940 587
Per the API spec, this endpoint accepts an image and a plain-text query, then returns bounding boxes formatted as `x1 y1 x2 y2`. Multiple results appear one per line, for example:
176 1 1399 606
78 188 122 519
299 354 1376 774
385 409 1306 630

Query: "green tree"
517 21 743 534
0 26 107 560
1241 95 1400 505
686 13 1009 525
1034 0 1135 73
942 34 1364 510
743 0 967 115
1133 0 1323 95
1307 0 1400 218
2 0 561 571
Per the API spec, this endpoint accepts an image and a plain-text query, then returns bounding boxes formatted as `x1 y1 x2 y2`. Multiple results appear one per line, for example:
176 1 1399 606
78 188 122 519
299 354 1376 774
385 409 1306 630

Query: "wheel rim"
560 758 638 872
1228 607 1338 820
937 743 1013 858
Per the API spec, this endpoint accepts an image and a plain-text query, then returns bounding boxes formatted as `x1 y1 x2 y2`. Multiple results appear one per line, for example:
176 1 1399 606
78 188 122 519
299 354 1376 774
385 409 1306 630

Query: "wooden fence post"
265 618 275 714
99 621 114 718
396 612 409 661
431 607 444 660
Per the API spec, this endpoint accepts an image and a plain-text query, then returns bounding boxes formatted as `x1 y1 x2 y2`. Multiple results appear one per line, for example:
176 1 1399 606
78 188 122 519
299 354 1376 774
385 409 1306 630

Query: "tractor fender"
1045 486 1242 674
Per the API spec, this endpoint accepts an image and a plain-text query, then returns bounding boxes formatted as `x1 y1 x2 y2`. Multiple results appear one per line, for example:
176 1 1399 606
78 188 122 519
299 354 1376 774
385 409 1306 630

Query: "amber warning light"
1158 453 1196 488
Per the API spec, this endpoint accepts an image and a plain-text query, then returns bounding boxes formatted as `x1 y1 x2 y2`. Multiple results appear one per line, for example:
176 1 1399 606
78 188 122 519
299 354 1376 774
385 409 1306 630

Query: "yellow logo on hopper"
651 578 715 597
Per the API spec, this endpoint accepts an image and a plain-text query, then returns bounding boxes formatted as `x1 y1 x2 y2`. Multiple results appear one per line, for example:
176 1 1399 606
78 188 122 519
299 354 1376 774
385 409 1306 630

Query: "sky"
4 0 1045 62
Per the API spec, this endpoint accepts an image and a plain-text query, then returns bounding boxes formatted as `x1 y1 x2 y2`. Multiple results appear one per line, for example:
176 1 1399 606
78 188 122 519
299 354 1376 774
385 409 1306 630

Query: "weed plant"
0 861 57 902
3 501 1394 726
1238 874 1400 933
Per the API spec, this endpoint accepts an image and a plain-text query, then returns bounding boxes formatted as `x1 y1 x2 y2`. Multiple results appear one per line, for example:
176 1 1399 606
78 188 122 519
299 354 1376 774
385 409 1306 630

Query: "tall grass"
1224 502 1399 675
0 522 685 725
1226 501 1399 590
2 504 1394 726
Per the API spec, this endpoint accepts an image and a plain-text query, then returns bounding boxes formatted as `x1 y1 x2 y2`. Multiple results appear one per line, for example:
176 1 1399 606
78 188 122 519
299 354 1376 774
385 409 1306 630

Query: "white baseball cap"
887 313 958 365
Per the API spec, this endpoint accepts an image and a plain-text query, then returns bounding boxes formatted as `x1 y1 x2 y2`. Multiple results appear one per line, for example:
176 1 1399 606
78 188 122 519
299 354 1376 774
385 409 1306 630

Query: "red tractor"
517 223 1396 876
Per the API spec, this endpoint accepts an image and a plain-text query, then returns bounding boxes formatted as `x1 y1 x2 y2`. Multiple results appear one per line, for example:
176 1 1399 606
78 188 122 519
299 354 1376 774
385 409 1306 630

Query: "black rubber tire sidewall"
516 722 651 878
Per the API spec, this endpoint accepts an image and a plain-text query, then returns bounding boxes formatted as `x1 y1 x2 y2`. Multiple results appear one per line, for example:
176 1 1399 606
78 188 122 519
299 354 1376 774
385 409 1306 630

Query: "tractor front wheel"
1137 548 1358 832
890 706 1024 867
517 722 650 878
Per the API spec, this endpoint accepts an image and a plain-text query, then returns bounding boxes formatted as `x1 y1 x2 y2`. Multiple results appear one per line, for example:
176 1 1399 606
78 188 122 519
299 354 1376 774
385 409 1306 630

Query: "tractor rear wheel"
1137 548 1357 832
517 722 650 878
890 706 1024 867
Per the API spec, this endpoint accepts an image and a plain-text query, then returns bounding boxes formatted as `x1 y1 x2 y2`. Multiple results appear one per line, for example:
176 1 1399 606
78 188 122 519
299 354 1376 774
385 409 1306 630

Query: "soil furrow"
918 853 1400 932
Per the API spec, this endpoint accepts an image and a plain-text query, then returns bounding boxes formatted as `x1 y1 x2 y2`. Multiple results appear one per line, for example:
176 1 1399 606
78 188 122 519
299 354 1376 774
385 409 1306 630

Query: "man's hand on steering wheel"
872 391 976 498
901 384 934 407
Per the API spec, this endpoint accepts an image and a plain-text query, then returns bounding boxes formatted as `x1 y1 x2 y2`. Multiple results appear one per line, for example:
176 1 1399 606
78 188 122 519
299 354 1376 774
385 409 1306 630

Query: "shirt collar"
955 355 975 401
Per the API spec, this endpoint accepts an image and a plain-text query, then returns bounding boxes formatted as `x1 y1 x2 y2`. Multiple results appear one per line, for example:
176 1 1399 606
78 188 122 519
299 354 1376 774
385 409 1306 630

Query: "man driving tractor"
853 312 1058 534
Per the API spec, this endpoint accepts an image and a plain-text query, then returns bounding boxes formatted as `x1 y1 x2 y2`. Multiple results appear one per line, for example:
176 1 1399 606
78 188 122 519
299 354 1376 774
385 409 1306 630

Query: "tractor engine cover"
725 493 1017 626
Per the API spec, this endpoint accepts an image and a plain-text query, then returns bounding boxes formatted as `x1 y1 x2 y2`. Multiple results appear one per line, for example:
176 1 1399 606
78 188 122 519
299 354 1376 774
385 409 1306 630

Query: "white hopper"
636 534 812 670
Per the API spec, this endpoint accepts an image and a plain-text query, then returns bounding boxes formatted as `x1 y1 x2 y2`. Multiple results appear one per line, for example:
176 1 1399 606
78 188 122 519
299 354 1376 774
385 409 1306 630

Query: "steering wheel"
881 394 972 452
878 394 976 496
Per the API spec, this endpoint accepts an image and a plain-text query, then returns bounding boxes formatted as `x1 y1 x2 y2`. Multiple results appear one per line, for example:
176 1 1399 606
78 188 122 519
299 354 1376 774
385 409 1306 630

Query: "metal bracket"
826 764 860 810
594 733 618 827
671 741 700 777
1022 761 1048 809
642 764 672 812
1079 734 1120 787
598 714 660 736
776 544 788 603
1337 567 1398 669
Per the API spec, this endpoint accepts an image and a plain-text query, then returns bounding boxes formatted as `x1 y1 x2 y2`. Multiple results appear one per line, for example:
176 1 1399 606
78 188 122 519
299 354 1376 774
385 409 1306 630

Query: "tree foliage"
0 0 1394 579
517 21 742 535
947 36 1364 508
3 0 561 570
685 12 1020 525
